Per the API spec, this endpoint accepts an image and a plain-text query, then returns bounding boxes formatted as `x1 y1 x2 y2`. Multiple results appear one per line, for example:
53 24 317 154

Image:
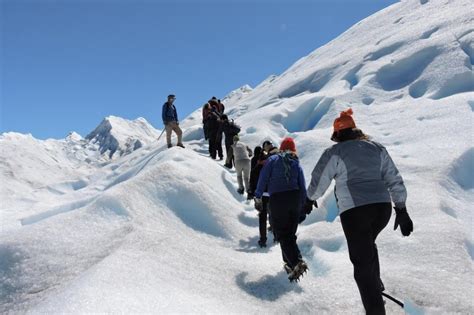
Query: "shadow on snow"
235 271 303 301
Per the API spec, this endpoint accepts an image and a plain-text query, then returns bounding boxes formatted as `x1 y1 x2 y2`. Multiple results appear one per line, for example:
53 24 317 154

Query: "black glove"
394 207 413 236
303 197 316 215
254 198 263 211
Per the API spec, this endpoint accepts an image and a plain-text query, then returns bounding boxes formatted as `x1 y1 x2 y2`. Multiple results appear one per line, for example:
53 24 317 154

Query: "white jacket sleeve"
380 147 407 208
307 148 339 201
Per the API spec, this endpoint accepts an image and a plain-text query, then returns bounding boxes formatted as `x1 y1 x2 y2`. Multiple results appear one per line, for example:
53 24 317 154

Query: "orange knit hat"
280 137 297 152
333 108 356 132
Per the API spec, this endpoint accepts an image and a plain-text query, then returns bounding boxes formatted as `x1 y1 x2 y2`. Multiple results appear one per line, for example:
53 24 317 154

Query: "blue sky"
1 0 397 139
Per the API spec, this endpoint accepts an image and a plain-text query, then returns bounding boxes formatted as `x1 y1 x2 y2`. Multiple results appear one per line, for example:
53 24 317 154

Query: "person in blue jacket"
162 94 184 148
254 137 310 282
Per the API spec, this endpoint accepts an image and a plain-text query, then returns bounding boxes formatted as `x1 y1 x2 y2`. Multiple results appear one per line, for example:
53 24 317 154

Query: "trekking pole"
157 128 165 142
382 292 404 308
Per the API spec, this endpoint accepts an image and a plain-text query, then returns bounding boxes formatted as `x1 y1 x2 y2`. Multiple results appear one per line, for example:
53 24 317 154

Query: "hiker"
249 140 279 248
225 135 253 197
254 137 308 282
305 108 413 314
207 106 223 160
208 96 224 114
247 146 262 199
217 99 225 114
162 94 184 148
202 102 212 140
221 115 241 160
250 146 262 171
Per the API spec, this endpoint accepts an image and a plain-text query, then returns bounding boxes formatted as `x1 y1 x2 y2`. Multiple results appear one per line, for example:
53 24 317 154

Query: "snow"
1 0 473 313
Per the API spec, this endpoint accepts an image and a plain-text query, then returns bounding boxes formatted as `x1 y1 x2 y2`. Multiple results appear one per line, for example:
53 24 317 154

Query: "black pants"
340 203 392 315
208 131 223 159
258 196 270 242
269 190 302 268
203 121 209 140
225 139 233 158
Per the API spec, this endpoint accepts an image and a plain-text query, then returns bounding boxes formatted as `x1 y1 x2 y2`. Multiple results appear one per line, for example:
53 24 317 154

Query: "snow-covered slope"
1 0 473 313
0 116 160 231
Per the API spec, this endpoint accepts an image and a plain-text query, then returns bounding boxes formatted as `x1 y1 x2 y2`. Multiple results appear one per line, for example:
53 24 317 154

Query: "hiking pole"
382 292 404 308
157 128 165 142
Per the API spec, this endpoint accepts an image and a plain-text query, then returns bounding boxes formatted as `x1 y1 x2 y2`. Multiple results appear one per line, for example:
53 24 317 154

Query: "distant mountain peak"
66 131 83 142
86 116 160 159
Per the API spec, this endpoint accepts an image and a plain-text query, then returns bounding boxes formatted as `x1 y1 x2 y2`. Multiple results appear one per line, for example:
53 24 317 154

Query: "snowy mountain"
1 0 473 313
86 116 161 159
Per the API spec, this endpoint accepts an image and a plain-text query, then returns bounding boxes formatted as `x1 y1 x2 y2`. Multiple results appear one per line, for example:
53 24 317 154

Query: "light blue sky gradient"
1 0 397 139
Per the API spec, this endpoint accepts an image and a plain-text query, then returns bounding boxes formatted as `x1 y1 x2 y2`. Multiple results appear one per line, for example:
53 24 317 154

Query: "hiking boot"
246 193 253 200
167 144 173 149
258 239 267 248
237 188 245 195
177 143 185 148
288 260 309 282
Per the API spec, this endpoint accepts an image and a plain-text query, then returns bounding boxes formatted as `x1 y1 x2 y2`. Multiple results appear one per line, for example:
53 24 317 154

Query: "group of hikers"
202 96 242 160
162 95 414 315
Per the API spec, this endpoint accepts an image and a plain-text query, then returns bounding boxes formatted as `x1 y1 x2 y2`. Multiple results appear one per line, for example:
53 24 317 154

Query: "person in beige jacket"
225 135 252 197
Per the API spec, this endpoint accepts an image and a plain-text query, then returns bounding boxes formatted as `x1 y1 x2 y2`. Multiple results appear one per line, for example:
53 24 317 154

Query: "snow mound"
449 148 474 190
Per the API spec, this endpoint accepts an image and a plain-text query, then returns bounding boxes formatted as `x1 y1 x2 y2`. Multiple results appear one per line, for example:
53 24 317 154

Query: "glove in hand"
394 207 413 237
303 197 316 215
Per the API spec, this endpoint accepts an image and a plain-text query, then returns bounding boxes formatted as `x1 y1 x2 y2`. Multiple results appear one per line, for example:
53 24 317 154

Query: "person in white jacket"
304 108 413 315
225 135 253 198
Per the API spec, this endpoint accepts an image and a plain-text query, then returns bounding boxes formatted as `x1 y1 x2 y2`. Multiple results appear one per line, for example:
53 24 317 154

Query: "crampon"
288 261 308 282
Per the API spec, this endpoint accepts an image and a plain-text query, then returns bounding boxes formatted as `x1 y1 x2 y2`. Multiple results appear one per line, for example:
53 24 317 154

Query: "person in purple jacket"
254 137 311 282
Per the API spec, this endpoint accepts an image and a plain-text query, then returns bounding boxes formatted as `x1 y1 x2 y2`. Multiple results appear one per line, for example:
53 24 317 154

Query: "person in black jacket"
247 146 262 199
207 108 223 160
220 115 241 161
202 103 212 140
249 140 279 248
250 146 262 172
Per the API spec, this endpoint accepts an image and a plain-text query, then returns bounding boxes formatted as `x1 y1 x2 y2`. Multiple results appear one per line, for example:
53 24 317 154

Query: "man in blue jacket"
162 94 184 148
